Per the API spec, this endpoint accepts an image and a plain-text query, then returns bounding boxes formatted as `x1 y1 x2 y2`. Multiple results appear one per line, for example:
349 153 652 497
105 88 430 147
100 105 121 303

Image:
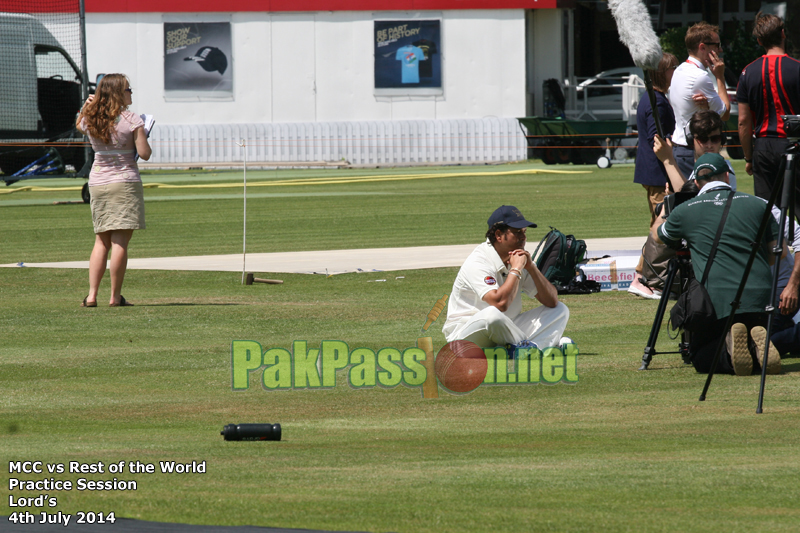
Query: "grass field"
2 160 799 532
2 161 640 262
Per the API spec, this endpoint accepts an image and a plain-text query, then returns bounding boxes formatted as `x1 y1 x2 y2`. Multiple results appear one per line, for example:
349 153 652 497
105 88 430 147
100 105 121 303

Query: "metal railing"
562 75 645 122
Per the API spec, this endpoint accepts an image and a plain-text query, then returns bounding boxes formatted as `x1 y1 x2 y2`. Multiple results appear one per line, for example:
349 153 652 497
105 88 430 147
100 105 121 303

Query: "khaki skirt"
90 181 146 234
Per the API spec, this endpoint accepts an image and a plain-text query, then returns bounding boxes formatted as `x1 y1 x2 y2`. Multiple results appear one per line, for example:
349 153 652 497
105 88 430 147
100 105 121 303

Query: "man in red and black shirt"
737 13 800 208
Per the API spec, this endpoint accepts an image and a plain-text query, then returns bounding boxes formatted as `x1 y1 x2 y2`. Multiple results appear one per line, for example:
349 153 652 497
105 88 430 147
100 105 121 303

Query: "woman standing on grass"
628 53 679 300
76 73 151 307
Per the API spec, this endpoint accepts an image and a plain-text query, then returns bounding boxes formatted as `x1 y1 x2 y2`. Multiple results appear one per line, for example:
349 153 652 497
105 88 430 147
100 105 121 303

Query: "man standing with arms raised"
737 13 800 209
669 21 731 178
442 206 569 351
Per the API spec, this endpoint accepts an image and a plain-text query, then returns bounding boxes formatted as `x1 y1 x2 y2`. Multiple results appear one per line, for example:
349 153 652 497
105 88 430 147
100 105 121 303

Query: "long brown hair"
649 53 678 93
79 73 129 144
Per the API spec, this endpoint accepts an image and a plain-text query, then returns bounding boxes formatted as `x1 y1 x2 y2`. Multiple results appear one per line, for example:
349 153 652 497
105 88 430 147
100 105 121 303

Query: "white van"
0 12 89 189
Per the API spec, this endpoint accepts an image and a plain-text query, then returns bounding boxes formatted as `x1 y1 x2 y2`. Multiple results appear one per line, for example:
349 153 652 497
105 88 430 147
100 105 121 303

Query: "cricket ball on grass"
435 340 487 393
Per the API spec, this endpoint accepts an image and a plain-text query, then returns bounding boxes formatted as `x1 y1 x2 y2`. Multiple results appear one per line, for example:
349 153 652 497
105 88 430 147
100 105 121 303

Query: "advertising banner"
374 20 441 95
164 22 232 99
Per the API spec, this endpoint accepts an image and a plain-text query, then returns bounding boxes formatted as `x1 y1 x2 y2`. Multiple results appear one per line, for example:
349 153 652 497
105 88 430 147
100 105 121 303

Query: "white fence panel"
148 118 527 164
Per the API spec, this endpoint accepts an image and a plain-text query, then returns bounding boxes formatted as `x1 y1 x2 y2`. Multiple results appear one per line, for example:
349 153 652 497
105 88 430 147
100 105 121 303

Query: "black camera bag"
670 278 717 332
670 191 733 331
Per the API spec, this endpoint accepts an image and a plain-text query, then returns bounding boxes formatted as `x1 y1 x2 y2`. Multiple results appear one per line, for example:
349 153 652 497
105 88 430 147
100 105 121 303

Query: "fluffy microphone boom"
609 0 662 70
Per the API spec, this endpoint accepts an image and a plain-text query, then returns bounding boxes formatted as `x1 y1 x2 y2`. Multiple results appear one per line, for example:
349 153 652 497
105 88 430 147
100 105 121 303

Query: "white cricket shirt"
442 241 538 339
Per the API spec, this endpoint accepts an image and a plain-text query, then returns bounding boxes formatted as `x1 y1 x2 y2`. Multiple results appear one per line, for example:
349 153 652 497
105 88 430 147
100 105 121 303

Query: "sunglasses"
696 134 722 144
703 41 721 47
124 88 133 94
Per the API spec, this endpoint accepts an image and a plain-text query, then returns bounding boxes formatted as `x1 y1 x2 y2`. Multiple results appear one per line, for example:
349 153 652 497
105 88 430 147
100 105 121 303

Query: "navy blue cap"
487 205 537 229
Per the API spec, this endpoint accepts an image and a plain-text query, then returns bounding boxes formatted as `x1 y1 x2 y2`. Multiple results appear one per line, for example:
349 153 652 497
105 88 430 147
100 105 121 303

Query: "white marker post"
237 139 247 284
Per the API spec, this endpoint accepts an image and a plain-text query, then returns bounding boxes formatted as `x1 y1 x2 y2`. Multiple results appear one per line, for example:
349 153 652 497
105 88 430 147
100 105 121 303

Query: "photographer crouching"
652 153 784 375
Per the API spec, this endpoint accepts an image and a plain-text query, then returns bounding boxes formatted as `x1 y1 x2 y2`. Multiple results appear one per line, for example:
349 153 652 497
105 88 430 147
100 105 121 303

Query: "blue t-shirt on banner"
395 45 425 84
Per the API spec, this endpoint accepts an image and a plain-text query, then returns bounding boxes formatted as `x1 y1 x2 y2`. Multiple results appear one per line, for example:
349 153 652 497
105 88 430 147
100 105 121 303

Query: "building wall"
85 9 532 126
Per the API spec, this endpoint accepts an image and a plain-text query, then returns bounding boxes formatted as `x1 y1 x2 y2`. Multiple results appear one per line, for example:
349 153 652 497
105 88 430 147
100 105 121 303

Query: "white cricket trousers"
447 302 570 349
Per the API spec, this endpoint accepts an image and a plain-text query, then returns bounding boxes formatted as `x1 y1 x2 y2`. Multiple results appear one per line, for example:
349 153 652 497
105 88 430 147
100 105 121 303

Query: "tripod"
640 247 693 370
702 138 798 412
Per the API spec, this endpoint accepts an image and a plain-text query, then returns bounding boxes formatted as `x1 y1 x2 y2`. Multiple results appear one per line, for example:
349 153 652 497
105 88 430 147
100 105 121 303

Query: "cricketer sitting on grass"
441 205 570 352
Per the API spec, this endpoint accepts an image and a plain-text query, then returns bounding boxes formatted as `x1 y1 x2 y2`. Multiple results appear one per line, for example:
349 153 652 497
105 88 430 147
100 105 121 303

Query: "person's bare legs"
109 229 134 305
87 232 112 305
630 203 667 299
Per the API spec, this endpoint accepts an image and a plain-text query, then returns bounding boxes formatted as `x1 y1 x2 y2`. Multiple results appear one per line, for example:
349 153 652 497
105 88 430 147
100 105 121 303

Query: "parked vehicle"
571 65 741 154
524 64 744 167
0 12 91 198
574 67 645 120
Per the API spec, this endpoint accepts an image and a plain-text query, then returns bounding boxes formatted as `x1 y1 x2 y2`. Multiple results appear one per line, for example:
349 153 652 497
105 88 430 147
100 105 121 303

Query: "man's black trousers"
753 137 796 217
690 312 768 374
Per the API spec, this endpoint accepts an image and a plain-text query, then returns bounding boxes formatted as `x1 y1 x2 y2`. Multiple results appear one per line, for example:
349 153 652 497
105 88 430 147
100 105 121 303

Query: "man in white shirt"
442 206 570 350
669 21 731 178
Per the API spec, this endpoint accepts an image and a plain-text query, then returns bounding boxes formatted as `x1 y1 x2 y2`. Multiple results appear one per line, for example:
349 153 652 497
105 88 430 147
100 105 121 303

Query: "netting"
0 0 88 179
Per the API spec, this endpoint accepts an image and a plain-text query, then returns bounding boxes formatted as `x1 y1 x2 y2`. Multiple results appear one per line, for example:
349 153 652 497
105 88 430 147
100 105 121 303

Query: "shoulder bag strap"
699 190 735 286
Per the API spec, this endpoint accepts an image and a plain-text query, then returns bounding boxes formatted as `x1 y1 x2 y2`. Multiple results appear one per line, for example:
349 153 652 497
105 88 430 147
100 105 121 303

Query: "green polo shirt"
657 186 778 319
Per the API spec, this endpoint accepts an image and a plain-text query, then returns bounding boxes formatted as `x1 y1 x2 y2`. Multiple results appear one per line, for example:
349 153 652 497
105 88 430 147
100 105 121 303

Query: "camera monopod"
701 129 798 413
